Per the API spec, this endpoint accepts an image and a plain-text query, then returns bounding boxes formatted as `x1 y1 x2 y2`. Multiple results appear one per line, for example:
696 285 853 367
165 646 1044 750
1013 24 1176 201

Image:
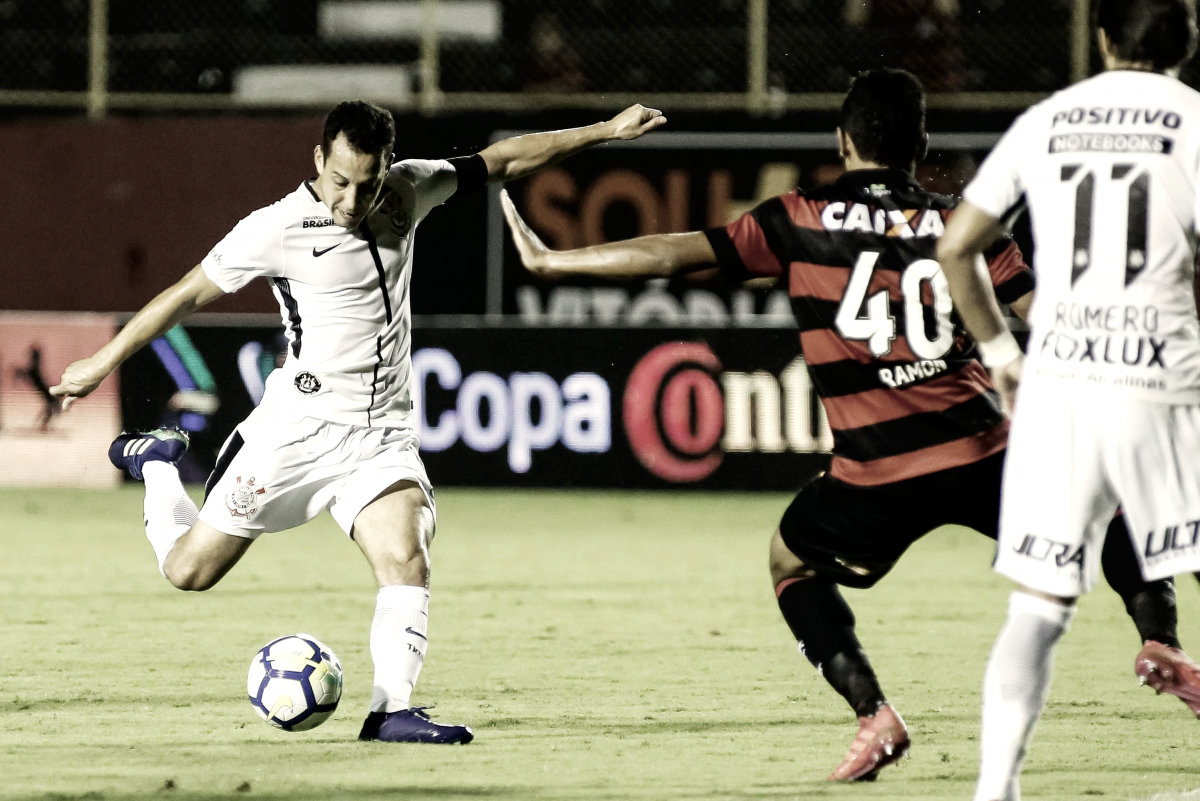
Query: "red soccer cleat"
1136 641 1200 717
826 703 911 782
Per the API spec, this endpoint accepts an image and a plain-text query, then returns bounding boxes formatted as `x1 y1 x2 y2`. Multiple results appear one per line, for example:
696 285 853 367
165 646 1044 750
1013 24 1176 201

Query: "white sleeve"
963 113 1031 220
390 158 459 222
200 209 284 293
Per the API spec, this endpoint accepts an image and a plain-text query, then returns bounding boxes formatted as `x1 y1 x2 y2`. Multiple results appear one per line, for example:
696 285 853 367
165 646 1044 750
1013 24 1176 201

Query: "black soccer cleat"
108 428 190 481
358 707 474 744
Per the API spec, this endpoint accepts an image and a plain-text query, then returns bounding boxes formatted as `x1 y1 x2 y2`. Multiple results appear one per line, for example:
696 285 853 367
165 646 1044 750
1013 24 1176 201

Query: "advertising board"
0 312 122 488
119 323 831 490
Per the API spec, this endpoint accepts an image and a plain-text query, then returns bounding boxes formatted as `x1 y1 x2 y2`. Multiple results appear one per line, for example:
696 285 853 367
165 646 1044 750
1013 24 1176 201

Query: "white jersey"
966 70 1200 403
201 159 460 428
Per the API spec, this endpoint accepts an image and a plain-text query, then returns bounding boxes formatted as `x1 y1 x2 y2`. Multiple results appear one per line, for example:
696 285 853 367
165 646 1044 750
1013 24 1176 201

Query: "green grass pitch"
3 486 1200 801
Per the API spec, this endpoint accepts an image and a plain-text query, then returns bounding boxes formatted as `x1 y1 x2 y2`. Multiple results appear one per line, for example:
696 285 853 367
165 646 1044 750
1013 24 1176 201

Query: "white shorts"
995 383 1200 596
197 404 435 540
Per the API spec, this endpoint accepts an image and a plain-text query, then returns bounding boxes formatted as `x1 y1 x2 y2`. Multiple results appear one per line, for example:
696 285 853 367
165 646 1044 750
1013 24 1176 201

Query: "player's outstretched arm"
939 201 1023 411
480 105 666 184
49 265 226 410
501 189 716 279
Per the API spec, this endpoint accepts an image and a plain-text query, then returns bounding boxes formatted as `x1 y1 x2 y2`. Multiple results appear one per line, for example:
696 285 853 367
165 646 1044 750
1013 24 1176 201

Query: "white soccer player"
49 99 666 743
939 0 1200 797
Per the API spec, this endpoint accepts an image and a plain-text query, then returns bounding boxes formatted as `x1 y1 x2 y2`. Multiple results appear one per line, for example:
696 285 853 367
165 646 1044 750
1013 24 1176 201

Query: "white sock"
974 591 1075 801
141 462 197 578
369 584 430 713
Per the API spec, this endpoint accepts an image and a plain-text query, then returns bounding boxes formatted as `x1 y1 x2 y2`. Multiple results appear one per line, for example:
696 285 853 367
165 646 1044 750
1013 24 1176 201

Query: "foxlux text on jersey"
1038 331 1167 370
1039 302 1167 371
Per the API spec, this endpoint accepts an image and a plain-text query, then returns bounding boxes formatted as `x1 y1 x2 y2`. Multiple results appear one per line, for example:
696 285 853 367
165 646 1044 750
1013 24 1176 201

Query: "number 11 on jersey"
1062 162 1150 288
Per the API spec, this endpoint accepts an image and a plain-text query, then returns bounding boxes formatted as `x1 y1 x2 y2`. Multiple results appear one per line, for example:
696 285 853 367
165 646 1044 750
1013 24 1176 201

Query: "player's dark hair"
322 100 395 158
839 69 927 171
1095 0 1198 71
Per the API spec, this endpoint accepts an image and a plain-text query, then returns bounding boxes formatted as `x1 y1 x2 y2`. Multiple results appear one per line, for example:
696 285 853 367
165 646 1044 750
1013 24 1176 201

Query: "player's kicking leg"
769 530 909 782
110 429 251 589
351 480 473 745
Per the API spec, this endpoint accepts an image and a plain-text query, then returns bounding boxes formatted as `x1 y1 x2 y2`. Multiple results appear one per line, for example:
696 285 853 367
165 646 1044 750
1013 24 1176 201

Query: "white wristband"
977 331 1023 368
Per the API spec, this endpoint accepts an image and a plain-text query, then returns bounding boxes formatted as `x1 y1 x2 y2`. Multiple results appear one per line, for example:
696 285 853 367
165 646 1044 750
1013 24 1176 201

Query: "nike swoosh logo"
404 626 428 642
312 244 338 257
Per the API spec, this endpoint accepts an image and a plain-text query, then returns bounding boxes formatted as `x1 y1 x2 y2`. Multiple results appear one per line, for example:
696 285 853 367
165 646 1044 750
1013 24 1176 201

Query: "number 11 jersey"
966 70 1200 403
705 168 1034 487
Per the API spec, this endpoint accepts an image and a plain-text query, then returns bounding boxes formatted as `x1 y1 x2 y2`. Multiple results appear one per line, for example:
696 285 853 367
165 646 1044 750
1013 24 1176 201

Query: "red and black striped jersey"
704 169 1034 487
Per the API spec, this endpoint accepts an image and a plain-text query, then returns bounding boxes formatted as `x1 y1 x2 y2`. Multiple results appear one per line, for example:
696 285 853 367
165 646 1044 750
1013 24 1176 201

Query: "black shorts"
778 451 1005 589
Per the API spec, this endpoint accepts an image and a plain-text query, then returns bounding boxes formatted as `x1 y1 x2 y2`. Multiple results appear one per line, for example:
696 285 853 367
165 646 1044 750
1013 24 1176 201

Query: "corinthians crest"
226 476 266 518
294 371 321 395
376 188 412 237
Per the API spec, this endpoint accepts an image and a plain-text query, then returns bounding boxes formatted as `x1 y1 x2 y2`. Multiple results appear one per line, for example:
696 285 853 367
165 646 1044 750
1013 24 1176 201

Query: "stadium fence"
2 0 1096 117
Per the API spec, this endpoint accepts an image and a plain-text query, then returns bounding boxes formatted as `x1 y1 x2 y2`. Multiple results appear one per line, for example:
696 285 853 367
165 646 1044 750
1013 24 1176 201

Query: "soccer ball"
247 634 343 731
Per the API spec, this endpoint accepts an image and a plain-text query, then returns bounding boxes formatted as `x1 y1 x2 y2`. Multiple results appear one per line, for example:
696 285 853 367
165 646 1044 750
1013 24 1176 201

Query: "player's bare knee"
384 533 428 568
163 558 217 592
373 534 430 585
769 528 815 587
362 526 431 585
353 481 435 586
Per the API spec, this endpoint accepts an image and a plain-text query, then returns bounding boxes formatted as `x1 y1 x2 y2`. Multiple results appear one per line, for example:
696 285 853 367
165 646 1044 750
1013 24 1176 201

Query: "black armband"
447 154 488 197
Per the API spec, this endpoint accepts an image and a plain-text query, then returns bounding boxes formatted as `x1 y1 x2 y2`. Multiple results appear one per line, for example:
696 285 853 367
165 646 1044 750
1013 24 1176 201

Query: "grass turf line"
2 487 1199 801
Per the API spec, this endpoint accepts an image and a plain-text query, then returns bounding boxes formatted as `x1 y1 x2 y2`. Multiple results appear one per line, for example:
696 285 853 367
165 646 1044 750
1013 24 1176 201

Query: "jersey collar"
835 169 921 192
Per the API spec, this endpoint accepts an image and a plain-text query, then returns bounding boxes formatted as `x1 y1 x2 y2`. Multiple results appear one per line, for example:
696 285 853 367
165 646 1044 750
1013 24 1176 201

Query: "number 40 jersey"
966 69 1200 404
705 168 1034 487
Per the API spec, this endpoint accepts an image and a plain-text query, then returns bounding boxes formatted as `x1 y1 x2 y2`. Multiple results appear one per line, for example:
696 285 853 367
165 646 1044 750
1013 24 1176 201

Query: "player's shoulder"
388 157 452 186
228 185 310 236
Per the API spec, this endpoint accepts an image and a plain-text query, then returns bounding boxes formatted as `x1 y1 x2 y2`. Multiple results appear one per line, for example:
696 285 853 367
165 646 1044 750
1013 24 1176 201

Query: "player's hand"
990 355 1023 417
500 189 557 278
606 105 667 141
49 355 112 411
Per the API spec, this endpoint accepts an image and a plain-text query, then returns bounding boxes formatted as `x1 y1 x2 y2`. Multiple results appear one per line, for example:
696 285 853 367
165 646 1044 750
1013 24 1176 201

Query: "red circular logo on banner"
624 342 724 483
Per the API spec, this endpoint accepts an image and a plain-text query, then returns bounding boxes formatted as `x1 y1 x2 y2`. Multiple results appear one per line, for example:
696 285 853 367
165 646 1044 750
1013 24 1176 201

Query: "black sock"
1103 516 1180 649
777 578 886 716
1125 583 1180 648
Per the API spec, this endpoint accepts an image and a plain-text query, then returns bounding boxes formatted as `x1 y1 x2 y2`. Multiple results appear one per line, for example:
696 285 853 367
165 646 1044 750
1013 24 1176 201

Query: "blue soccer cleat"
357 707 474 744
108 428 190 481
